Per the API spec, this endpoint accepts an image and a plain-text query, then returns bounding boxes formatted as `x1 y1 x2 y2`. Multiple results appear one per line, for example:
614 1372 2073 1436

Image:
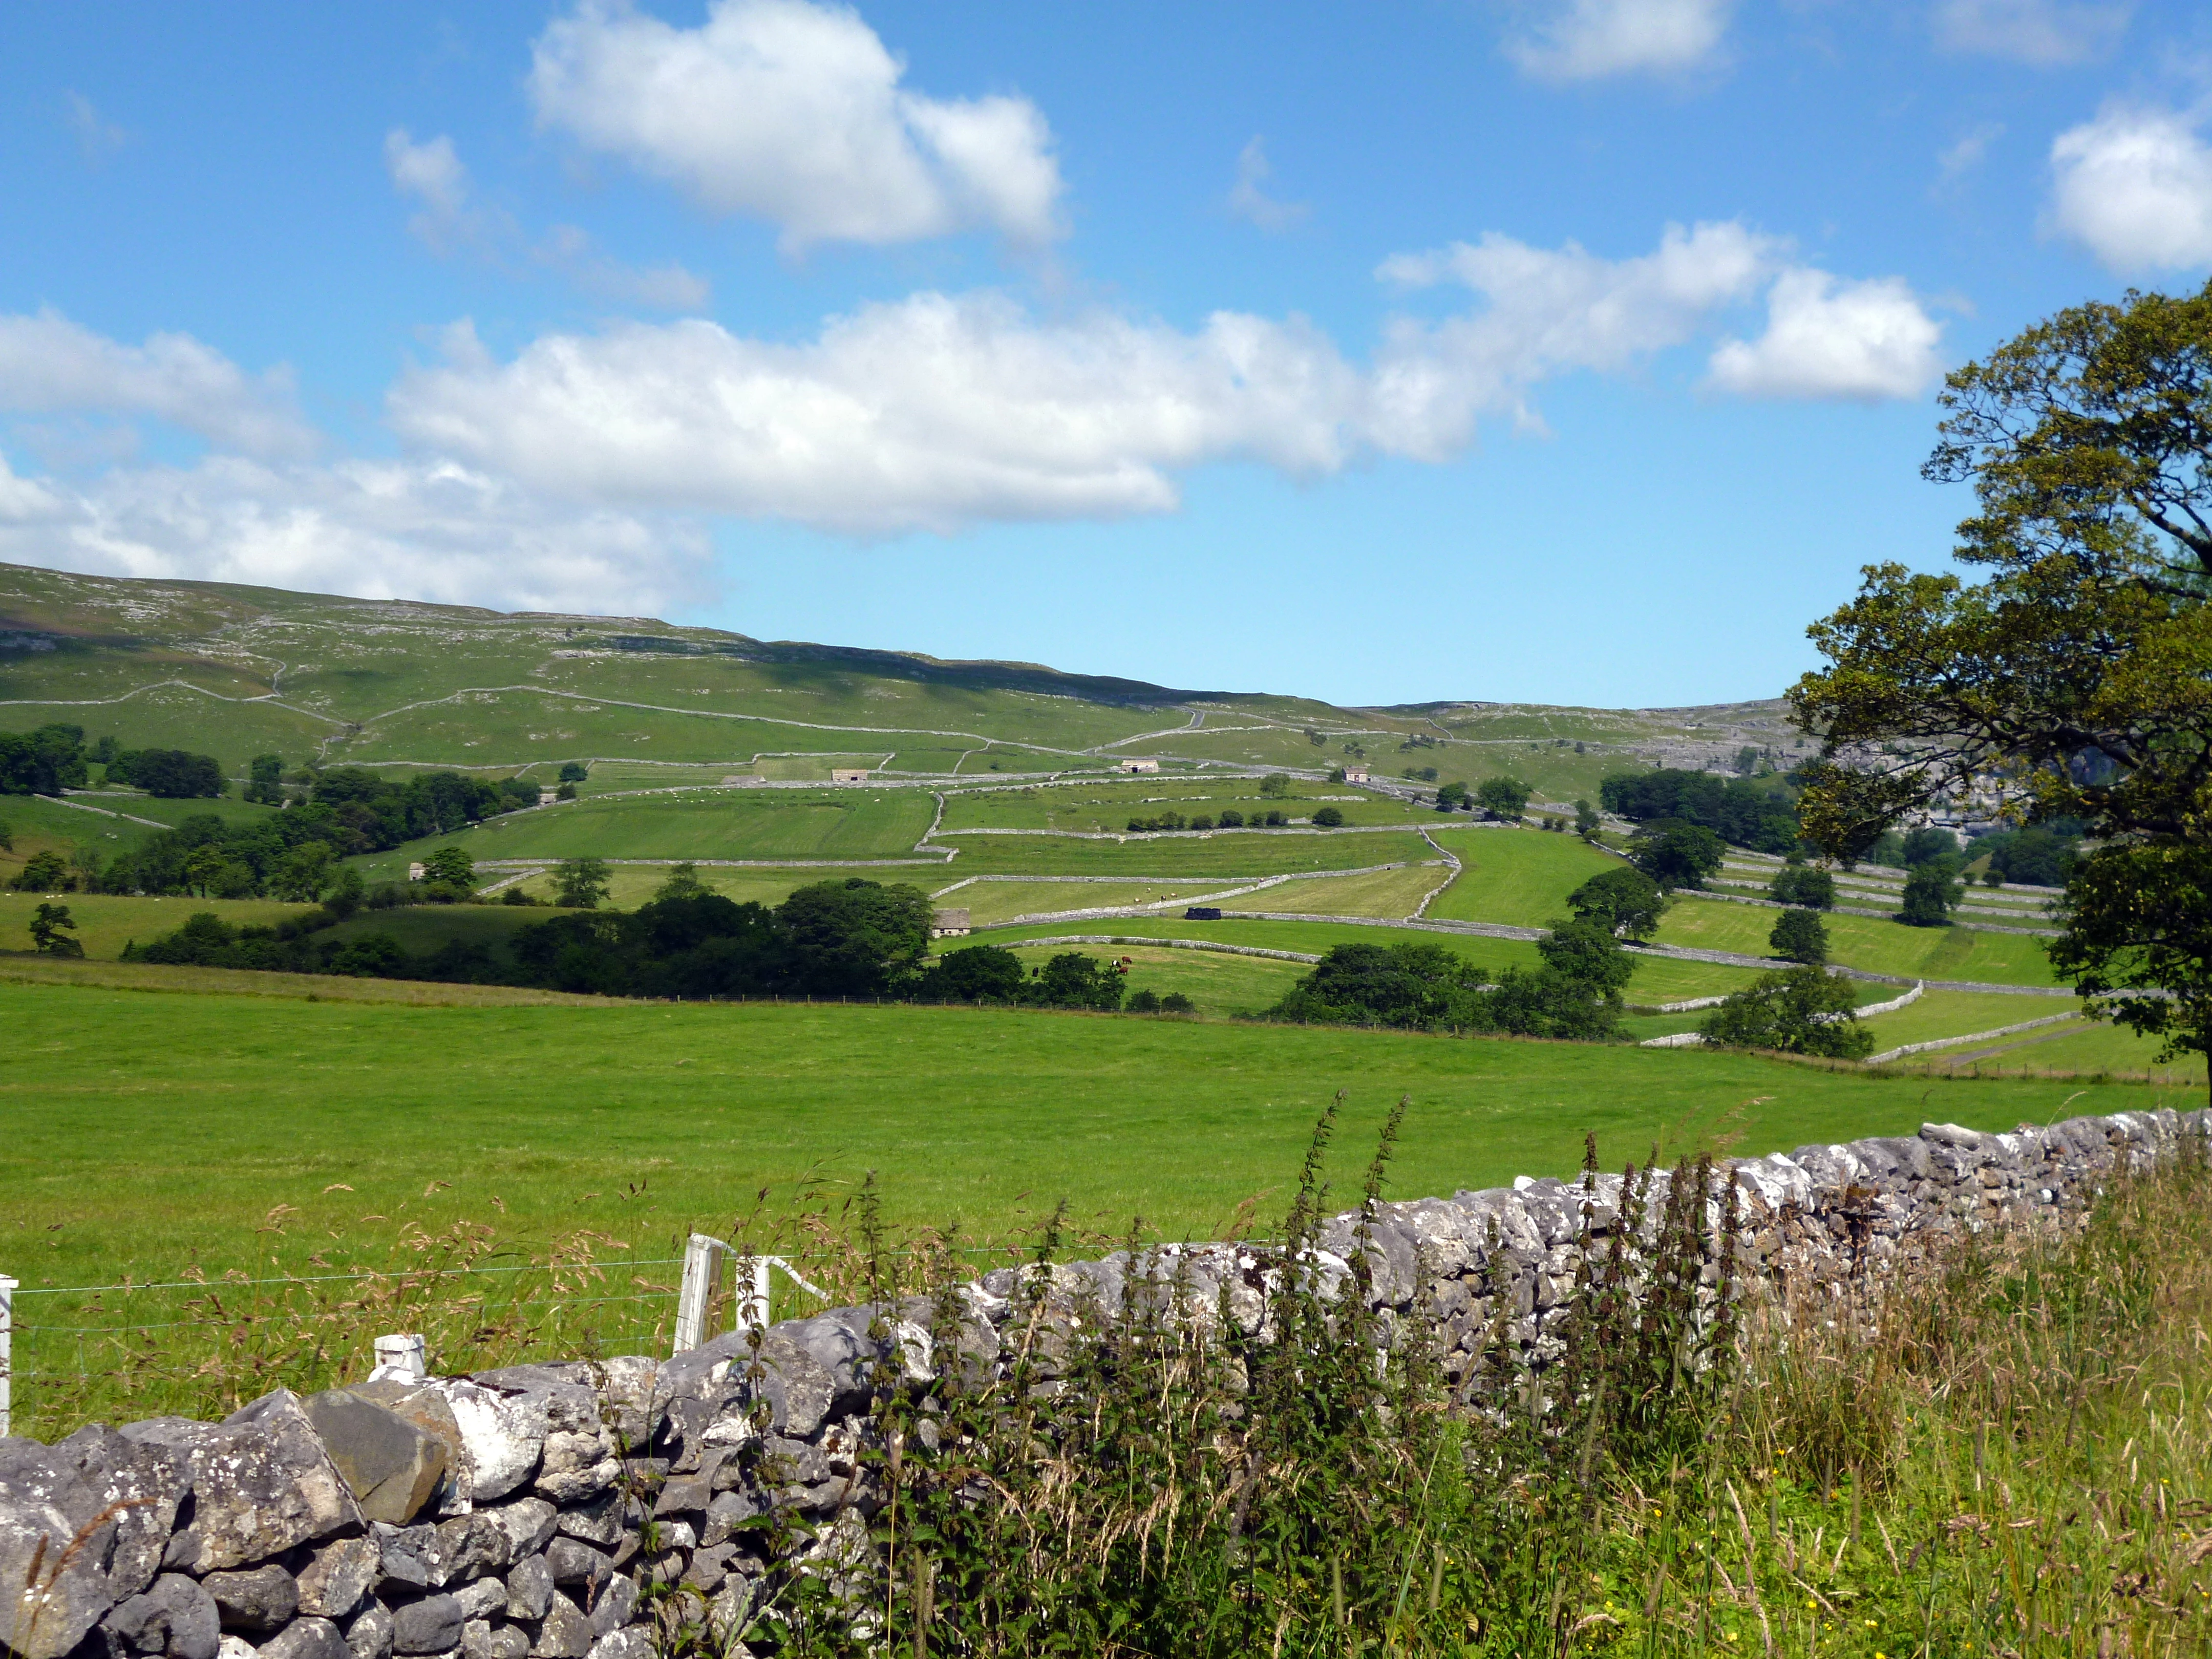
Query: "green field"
1002 940 1312 1017
933 828 1445 878
353 789 941 877
1240 863 1453 918
0 891 313 958
1652 894 2061 985
931 879 1236 925
4 978 2193 1302
1421 828 1620 927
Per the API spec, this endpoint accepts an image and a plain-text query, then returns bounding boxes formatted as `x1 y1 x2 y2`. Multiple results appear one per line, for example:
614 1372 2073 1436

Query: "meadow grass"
1420 825 1621 927
501 865 818 909
927 878 1236 924
932 828 1445 878
4 976 2190 1301
0 890 313 957
1000 940 1312 1016
1906 1014 2209 1087
1237 860 1455 917
1653 891 2061 984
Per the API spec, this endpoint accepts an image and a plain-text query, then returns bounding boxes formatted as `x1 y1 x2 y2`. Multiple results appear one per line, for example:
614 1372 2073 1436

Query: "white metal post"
673 1234 728 1355
1 1273 15 1437
370 1333 427 1381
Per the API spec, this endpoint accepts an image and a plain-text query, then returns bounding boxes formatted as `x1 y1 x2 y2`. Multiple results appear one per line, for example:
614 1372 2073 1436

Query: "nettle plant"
668 1106 1746 1658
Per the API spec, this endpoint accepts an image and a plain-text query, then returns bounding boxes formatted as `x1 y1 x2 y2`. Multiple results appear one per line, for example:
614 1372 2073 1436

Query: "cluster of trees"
305 767 541 853
1969 823 2080 887
1125 809 1288 832
1699 966 1874 1058
1599 768 1801 853
1 726 230 799
1434 777 1533 819
1625 820 1726 890
1265 909 1640 1040
126 869 1168 1010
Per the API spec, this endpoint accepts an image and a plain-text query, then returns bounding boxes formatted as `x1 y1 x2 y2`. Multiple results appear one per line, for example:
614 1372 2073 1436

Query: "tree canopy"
1565 867 1668 940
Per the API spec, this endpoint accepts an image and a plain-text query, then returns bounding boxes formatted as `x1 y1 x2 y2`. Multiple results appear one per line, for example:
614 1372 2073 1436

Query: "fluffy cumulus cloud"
1705 271 1944 400
2048 105 2212 272
381 222 1940 537
1503 0 1732 82
0 309 315 459
1932 0 2130 66
0 450 711 615
528 0 1064 250
387 302 1365 533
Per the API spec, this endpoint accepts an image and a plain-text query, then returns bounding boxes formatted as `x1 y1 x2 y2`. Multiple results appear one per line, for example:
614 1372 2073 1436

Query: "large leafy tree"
1789 282 2212 1091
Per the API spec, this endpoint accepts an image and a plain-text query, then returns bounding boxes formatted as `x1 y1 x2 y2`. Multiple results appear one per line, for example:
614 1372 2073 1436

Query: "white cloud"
386 129 476 251
1933 0 2130 66
1228 137 1308 231
526 0 1065 249
1371 221 1777 449
387 301 1365 533
1503 0 1732 83
2048 104 2212 272
385 129 709 310
1705 270 1944 400
0 449 710 616
64 92 126 164
0 309 314 459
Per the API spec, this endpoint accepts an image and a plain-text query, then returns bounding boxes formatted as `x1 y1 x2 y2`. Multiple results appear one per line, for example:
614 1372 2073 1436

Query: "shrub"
1769 862 1836 908
557 761 589 782
1476 775 1532 820
1216 809 1244 828
1158 990 1193 1013
1124 987 1161 1012
1311 805 1345 826
1259 773 1291 798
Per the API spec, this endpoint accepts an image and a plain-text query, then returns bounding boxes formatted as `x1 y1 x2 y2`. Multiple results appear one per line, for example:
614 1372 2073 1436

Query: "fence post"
1 1272 14 1438
673 1233 728 1355
371 1333 427 1380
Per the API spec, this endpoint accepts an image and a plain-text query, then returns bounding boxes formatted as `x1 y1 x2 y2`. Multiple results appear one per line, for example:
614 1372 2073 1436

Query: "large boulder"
120 1392 361 1574
348 1380 470 1516
439 1385 544 1507
301 1392 449 1526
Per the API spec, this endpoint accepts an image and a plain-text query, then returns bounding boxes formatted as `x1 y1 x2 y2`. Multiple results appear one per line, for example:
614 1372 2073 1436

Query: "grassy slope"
1001 941 1311 1017
1652 892 2060 984
1420 828 1620 928
2 982 2193 1294
1240 863 1453 918
935 830 1444 879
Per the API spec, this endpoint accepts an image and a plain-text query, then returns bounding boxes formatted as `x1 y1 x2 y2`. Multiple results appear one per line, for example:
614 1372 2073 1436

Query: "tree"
1628 820 1725 891
1770 907 1830 965
775 878 933 996
421 846 476 889
28 901 82 956
558 762 589 783
1260 774 1292 798
1898 860 1963 926
1159 991 1194 1013
1565 867 1668 940
1025 952 1125 1011
1574 799 1599 838
1311 806 1345 827
245 754 285 805
1475 776 1532 821
2049 842 2212 1100
655 862 708 901
914 944 1027 1003
1900 826 1959 867
1700 966 1873 1058
270 841 334 902
1435 781 1471 812
1789 283 2212 1083
180 844 226 898
1769 865 1836 909
554 857 612 909
1536 916 1636 997
129 750 225 799
0 724 89 796
325 866 366 919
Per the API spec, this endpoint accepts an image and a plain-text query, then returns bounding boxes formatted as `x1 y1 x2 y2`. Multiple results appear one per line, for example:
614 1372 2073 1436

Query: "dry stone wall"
5 1107 2205 1659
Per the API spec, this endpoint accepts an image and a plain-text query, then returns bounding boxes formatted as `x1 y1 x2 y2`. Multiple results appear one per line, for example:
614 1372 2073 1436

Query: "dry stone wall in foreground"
4 1106 2205 1659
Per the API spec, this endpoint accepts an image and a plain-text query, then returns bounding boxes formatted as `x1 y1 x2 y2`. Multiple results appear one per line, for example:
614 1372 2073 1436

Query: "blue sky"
3 1 2209 707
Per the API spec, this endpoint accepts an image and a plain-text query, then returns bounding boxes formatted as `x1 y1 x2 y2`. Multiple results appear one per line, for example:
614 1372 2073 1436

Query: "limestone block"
296 1539 381 1620
259 1617 346 1659
391 1594 465 1656
202 1565 298 1633
303 1393 448 1527
103 1572 220 1659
